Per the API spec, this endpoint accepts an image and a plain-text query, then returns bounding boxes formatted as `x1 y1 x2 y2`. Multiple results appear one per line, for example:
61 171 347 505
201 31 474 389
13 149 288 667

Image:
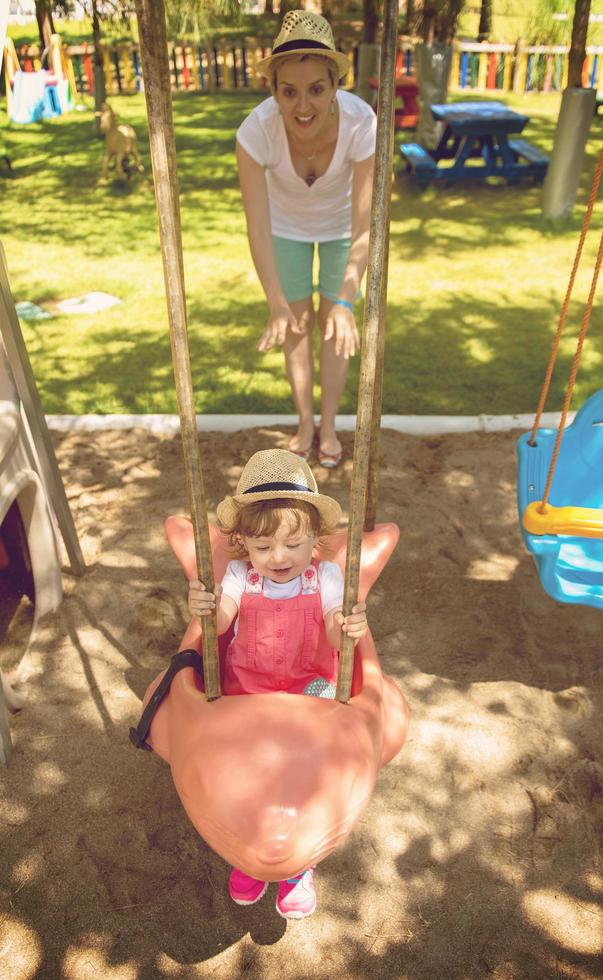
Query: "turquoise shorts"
272 235 352 304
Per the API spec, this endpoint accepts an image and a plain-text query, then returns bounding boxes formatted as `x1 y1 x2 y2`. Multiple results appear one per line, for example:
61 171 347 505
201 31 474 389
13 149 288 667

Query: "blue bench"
508 138 549 181
399 142 437 186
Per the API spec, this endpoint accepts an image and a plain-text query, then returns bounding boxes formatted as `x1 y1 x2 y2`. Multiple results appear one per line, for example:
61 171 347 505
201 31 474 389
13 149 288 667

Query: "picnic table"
400 100 549 187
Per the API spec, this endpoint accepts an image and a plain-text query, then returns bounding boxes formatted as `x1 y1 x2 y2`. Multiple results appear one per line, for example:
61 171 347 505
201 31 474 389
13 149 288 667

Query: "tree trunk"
542 87 595 218
35 2 55 52
92 0 106 137
415 42 453 148
264 0 273 14
477 0 492 42
568 0 591 88
404 0 414 35
363 0 379 44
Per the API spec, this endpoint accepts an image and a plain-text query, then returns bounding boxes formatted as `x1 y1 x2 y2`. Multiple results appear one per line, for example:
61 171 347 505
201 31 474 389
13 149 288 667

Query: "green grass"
1 89 602 416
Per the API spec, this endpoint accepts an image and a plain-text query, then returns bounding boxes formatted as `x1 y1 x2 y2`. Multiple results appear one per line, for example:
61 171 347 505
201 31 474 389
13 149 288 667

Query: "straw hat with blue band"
216 449 342 529
256 11 350 81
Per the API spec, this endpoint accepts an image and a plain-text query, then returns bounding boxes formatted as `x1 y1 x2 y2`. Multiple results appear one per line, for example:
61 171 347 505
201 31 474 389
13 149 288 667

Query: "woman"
236 10 376 467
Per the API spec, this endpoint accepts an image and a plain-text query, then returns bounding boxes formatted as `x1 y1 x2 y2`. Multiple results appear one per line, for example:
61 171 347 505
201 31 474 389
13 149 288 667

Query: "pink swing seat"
139 517 409 882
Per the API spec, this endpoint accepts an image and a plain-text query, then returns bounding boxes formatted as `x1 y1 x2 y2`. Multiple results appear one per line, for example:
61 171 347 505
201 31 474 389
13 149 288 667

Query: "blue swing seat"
517 388 603 608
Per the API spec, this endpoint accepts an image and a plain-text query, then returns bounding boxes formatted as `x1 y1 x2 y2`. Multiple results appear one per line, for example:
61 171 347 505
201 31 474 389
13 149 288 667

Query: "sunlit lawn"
1 89 602 415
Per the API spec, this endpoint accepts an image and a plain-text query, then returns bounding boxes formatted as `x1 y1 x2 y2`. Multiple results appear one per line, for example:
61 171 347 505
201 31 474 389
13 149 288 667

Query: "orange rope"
539 228 603 512
529 145 603 446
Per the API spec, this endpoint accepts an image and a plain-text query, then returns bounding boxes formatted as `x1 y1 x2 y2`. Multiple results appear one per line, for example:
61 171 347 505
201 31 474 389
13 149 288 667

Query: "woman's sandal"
291 445 313 461
318 447 343 469
288 427 320 462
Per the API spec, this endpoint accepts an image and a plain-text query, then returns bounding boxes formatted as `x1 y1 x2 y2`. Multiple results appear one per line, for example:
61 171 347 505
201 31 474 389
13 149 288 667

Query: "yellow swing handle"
523 502 603 539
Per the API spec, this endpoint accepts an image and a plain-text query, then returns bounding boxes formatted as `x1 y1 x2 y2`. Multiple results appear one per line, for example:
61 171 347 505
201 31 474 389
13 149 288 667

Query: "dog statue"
96 101 143 180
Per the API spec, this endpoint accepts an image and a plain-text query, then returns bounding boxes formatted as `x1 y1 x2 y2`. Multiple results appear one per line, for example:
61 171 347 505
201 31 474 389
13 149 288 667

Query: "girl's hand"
257 304 306 352
335 601 368 643
188 580 222 618
324 304 360 359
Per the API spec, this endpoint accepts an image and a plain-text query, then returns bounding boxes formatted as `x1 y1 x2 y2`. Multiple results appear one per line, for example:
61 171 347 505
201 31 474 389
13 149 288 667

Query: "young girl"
188 448 368 920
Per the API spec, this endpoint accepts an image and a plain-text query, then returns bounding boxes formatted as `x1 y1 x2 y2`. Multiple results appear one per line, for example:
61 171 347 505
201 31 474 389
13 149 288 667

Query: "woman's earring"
330 100 336 115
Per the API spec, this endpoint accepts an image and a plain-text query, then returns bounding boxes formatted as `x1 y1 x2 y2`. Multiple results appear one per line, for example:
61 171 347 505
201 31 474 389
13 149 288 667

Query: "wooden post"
344 47 355 90
336 0 398 703
503 51 512 91
204 46 215 91
119 44 133 92
562 50 569 89
191 44 200 90
477 50 488 90
101 45 113 93
513 41 527 94
134 0 221 699
450 48 460 91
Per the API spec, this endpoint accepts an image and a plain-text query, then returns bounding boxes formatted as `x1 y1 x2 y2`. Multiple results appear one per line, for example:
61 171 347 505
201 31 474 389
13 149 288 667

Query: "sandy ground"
0 425 602 980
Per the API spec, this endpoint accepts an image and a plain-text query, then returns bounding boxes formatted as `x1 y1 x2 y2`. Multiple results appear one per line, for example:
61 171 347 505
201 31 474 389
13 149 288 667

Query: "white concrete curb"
44 412 573 435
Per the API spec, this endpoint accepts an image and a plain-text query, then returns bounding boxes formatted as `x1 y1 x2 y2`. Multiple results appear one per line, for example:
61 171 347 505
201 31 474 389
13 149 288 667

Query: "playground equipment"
3 35 75 124
132 520 408 880
517 148 603 607
0 244 84 764
129 0 407 881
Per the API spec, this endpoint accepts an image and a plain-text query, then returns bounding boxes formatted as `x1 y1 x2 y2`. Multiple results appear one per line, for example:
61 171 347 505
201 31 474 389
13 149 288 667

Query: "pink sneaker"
276 869 317 919
229 868 268 906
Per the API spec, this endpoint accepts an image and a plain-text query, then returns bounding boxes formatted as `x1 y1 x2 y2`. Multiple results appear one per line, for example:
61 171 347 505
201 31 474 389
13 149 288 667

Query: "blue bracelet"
334 298 354 311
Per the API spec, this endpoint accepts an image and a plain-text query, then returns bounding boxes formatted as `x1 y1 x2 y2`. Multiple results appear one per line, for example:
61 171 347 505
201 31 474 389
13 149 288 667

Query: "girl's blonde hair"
221 498 331 558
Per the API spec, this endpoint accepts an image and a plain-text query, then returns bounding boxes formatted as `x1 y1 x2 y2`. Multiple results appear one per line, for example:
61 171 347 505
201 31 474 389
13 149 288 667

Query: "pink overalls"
222 561 338 696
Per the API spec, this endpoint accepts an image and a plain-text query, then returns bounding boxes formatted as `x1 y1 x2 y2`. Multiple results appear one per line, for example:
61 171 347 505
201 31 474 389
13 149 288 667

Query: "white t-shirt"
236 90 376 242
221 560 344 618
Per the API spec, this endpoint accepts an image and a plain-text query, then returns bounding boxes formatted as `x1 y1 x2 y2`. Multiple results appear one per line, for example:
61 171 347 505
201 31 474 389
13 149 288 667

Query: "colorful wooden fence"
6 38 603 99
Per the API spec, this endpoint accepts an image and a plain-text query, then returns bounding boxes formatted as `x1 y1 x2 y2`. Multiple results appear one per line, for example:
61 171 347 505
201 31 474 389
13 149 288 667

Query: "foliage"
8 3 603 47
163 0 241 43
526 0 572 45
417 1 465 44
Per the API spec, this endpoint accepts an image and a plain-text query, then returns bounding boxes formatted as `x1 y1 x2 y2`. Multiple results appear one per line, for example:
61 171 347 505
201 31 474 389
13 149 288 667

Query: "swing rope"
529 146 603 448
538 228 603 513
336 0 398 702
134 0 220 698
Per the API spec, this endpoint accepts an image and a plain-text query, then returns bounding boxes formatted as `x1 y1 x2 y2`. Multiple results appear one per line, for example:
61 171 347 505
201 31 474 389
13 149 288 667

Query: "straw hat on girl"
256 10 350 80
216 449 342 529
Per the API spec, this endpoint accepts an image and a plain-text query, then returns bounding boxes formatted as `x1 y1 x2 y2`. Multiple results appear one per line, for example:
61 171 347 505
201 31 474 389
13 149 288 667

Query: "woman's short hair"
270 53 337 92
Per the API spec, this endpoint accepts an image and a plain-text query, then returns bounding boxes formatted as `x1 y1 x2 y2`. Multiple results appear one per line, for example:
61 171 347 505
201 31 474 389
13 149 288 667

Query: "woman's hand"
335 601 368 644
188 580 222 619
257 304 309 352
324 303 360 359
